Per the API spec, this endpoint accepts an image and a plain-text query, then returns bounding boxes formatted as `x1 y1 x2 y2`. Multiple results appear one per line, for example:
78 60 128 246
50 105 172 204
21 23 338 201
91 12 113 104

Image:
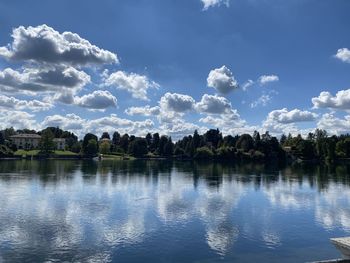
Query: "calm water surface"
0 160 350 262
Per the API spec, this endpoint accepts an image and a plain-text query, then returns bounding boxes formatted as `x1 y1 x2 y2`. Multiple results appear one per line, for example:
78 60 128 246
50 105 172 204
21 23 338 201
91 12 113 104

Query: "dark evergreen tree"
101 132 111 140
112 131 121 145
204 129 222 148
128 138 148 157
0 132 4 145
280 134 287 146
163 137 174 156
193 130 200 149
184 137 194 157
253 131 261 149
86 139 98 156
3 127 15 140
145 133 152 148
174 146 185 156
151 133 160 152
158 135 168 156
82 133 98 154
119 134 129 153
336 138 350 157
236 134 254 152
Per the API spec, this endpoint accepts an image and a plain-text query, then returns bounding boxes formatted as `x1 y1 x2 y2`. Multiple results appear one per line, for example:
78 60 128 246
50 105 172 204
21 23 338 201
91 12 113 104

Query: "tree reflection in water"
0 160 350 262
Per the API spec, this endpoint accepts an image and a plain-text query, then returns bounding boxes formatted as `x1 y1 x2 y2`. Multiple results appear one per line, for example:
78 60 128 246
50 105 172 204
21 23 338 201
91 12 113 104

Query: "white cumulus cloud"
317 113 350 135
42 113 155 137
262 108 317 136
159 118 206 140
196 94 248 132
207 65 238 94
0 66 90 95
250 94 272 108
104 71 159 101
0 24 118 66
334 48 350 63
42 113 85 131
125 105 160 116
267 108 318 124
312 89 350 110
201 0 229 10
73 90 117 110
196 94 232 114
0 95 53 112
160 92 195 112
258 75 279 85
0 109 38 130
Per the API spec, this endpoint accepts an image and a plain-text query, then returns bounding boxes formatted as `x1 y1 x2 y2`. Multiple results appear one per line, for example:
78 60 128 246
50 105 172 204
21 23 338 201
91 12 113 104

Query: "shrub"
216 146 235 159
0 145 13 157
194 146 214 159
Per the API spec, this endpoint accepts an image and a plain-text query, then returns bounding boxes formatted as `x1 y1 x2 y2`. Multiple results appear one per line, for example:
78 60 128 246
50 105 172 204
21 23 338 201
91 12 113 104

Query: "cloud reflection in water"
0 160 350 262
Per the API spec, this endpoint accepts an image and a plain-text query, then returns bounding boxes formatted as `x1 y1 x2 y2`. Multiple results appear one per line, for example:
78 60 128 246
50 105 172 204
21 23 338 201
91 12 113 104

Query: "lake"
0 160 349 262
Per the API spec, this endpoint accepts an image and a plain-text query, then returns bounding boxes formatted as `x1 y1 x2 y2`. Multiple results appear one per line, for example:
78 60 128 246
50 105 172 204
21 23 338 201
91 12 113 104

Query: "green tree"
3 127 15 140
184 139 194 157
65 137 76 151
194 146 214 159
204 129 222 148
39 127 63 138
39 129 55 154
158 135 168 156
129 135 136 142
236 134 254 152
128 138 148 157
71 141 82 153
280 134 287 146
223 135 236 147
100 132 110 140
193 130 200 149
216 146 235 159
0 132 4 145
100 141 111 154
59 130 78 151
326 137 336 162
112 131 120 145
82 133 98 154
336 138 350 157
315 129 328 159
119 134 129 153
285 133 293 146
307 132 315 141
86 139 98 156
145 133 152 148
163 137 174 156
151 133 160 152
253 131 261 149
174 146 185 156
296 139 315 159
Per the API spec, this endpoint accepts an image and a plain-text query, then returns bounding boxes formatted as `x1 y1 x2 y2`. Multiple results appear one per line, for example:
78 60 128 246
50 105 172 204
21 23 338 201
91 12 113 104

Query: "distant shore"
3 153 350 166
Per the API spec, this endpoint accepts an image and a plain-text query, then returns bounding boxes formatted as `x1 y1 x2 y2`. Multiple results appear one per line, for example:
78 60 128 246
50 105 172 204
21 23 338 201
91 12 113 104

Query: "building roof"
10 134 41 139
53 138 66 141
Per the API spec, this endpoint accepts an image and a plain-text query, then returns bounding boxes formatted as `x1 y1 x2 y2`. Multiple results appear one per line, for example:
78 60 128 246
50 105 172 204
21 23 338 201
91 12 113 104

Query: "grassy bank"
100 153 135 160
14 150 78 157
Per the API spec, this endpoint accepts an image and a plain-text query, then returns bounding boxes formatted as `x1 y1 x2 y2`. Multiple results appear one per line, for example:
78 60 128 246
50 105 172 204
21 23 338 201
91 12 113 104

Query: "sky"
0 0 350 139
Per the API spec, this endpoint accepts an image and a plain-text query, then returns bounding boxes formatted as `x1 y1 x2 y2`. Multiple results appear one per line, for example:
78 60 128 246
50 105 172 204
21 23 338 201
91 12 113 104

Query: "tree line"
1 126 350 162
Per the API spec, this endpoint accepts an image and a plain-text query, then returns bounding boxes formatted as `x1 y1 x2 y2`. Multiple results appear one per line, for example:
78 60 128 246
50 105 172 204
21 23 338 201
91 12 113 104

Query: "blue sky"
0 0 350 139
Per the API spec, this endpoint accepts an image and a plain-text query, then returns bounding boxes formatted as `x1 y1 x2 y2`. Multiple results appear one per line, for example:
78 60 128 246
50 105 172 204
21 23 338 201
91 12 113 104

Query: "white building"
53 138 66 150
10 134 66 150
10 134 41 150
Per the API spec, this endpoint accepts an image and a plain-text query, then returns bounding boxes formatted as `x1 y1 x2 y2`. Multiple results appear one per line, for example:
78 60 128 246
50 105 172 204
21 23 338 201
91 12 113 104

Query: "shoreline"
2 155 350 165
